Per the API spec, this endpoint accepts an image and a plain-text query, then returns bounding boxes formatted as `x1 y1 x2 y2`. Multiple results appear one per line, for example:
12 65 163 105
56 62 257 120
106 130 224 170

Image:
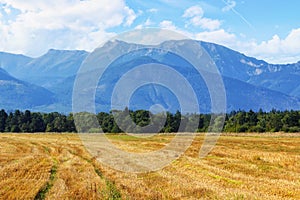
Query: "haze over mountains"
0 40 299 113
0 68 55 110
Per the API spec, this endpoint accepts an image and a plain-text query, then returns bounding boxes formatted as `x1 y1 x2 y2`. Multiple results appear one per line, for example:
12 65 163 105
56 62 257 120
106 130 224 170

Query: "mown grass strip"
105 179 122 200
34 160 57 200
94 168 103 178
68 149 122 199
94 168 121 200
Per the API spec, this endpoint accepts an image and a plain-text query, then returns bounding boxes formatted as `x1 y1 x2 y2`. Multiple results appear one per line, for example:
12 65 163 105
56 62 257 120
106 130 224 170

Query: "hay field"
0 133 299 199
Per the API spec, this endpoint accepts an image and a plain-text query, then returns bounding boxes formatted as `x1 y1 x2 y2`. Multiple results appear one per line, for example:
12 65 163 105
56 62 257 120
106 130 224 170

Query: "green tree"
30 112 46 132
66 113 77 132
0 109 8 132
20 110 31 132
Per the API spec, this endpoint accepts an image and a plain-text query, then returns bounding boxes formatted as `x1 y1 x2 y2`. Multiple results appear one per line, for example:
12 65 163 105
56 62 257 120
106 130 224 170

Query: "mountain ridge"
0 68 56 110
0 39 299 112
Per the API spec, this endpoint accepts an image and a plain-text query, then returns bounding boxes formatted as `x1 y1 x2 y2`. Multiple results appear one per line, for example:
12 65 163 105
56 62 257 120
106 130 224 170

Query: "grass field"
0 133 299 199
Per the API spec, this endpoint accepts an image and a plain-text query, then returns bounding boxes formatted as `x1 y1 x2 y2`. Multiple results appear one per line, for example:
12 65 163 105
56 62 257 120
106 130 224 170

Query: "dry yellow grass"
0 134 118 200
0 133 299 199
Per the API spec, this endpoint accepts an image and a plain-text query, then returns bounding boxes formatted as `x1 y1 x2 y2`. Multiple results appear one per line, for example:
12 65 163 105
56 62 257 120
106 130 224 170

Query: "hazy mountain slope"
201 41 300 98
0 52 33 73
21 49 89 76
2 49 88 88
0 39 299 112
0 68 56 110
54 43 299 113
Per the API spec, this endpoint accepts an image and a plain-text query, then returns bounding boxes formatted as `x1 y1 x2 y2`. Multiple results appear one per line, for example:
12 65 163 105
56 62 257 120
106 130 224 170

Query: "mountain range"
0 40 299 113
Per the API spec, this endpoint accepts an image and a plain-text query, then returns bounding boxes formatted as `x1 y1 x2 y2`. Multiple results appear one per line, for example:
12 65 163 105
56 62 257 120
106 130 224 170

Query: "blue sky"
0 0 300 63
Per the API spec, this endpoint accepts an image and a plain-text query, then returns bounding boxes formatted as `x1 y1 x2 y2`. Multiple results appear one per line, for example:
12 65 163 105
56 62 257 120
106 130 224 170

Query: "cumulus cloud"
242 28 300 63
195 29 236 46
124 6 137 26
190 17 221 31
157 20 194 39
0 0 137 56
1 1 299 64
196 28 300 64
192 27 300 64
134 18 154 30
183 5 221 31
159 20 177 30
183 5 204 18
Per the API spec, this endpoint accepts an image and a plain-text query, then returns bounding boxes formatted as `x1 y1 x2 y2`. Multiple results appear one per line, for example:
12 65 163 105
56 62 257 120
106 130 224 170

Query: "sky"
0 0 299 64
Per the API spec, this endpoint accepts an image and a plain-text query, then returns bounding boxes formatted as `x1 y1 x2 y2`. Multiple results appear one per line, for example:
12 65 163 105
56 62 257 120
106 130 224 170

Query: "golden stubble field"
0 133 299 200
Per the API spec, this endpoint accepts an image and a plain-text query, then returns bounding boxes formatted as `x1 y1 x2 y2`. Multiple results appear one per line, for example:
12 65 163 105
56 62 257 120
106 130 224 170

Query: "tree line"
0 109 299 133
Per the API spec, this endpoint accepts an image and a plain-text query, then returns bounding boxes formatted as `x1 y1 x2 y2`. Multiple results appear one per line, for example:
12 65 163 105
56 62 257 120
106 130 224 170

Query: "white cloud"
134 18 154 30
190 16 221 31
183 5 221 31
241 28 300 63
147 8 158 13
116 28 189 46
2 4 12 14
281 28 300 53
159 20 177 30
1 1 299 64
195 27 300 64
195 29 236 45
183 5 203 18
222 0 236 12
124 6 137 26
134 24 143 30
0 0 137 56
157 20 194 39
144 18 153 26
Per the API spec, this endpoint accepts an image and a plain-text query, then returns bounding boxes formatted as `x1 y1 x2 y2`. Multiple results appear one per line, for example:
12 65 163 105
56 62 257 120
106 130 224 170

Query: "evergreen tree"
30 112 46 132
0 109 7 132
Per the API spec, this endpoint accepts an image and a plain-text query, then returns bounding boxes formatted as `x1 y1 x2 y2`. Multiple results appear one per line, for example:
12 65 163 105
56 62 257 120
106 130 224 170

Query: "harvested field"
0 133 299 199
